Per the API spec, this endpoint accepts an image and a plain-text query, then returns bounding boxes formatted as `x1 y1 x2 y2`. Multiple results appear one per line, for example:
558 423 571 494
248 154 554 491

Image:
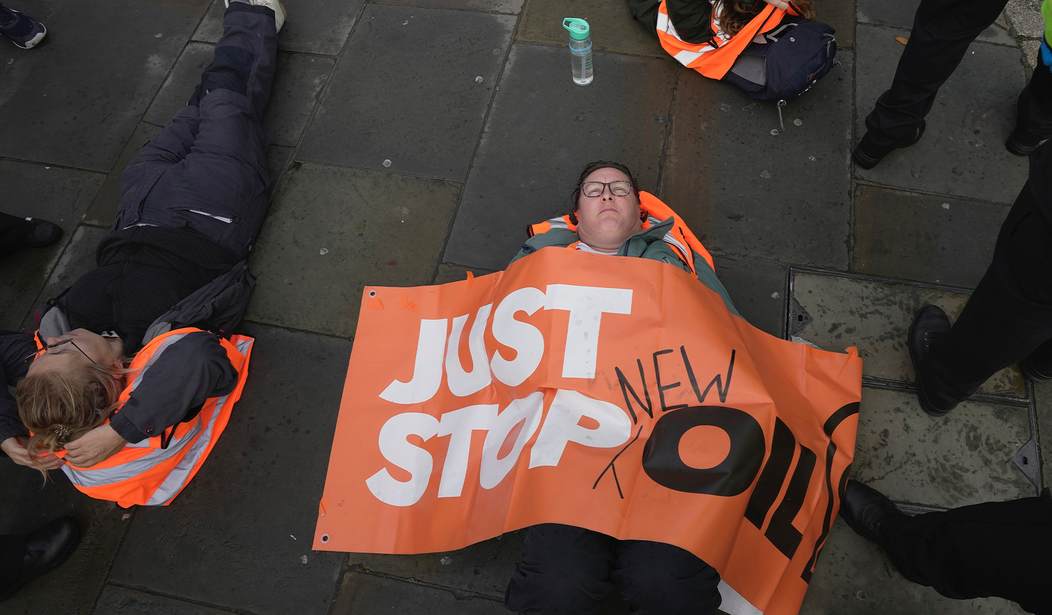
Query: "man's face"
575 167 642 251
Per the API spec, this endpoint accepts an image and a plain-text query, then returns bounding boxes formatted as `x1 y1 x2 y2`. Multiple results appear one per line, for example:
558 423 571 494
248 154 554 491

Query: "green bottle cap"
562 17 590 41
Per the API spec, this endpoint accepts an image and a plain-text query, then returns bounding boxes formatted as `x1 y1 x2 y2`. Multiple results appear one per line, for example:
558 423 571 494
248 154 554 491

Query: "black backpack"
723 18 837 101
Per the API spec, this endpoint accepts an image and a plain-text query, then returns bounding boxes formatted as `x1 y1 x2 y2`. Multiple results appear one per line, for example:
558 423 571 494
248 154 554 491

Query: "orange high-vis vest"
656 0 788 80
35 328 254 508
527 191 716 276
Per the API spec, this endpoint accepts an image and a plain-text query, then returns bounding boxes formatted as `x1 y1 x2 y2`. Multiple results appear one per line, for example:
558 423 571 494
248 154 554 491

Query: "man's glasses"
580 180 633 198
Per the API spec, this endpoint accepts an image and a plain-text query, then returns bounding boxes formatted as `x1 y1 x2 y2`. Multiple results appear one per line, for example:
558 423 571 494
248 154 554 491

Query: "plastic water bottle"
562 17 593 85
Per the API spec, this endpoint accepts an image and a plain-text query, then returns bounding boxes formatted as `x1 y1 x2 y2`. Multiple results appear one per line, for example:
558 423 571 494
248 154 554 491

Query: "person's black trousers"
877 492 1052 614
920 146 1052 408
0 533 24 597
864 0 1010 146
113 2 277 261
0 212 27 257
504 524 722 615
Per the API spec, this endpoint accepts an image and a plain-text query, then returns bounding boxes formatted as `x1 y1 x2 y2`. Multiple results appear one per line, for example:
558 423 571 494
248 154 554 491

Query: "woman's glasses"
22 332 99 368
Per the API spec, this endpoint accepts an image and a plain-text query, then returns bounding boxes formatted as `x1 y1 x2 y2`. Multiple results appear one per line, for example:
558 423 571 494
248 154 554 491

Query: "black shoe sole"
1005 134 1049 156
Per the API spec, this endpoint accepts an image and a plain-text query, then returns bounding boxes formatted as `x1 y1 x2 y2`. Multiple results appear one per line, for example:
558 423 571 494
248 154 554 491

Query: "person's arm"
0 332 65 470
0 332 33 445
64 332 237 467
110 332 237 443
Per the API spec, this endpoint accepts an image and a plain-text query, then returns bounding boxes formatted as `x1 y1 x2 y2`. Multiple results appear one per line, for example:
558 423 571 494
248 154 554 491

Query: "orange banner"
315 248 861 615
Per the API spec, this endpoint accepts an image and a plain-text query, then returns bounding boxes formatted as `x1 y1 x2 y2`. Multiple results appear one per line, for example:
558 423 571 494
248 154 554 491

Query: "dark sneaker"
908 304 953 416
0 517 80 601
839 480 905 545
0 7 46 50
852 122 926 170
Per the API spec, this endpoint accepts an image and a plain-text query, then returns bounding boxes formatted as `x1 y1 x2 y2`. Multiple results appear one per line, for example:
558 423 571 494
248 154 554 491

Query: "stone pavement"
0 0 1044 613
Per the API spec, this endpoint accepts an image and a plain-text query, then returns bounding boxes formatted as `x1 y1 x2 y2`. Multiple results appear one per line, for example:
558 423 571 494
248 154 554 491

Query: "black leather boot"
839 480 906 545
908 305 953 416
0 517 80 602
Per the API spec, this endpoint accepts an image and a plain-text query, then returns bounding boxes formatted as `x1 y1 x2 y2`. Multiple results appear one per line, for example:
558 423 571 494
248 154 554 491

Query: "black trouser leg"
0 211 27 257
864 0 1009 146
877 493 1052 614
0 533 25 598
505 524 722 615
919 153 1052 408
1015 63 1052 139
613 539 722 615
506 525 616 615
116 3 278 259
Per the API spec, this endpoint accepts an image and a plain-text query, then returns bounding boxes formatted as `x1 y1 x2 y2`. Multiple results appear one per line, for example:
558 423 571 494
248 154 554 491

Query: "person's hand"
1 436 64 471
65 425 126 467
762 0 790 9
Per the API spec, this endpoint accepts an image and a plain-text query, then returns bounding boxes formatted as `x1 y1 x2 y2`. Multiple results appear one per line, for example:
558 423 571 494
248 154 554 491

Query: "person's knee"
506 525 614 615
505 563 611 615
615 542 722 615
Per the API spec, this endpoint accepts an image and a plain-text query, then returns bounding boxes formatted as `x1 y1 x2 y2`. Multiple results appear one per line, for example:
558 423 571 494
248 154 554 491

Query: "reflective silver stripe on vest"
547 217 569 230
145 337 253 505
61 418 202 487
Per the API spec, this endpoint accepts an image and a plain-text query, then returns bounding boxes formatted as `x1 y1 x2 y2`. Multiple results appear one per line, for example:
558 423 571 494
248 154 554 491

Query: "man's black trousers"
920 145 1052 408
877 492 1052 614
865 0 1010 146
504 524 722 615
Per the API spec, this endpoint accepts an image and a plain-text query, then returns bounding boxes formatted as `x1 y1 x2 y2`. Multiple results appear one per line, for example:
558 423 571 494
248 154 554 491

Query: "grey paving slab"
444 44 678 271
0 0 209 172
17 225 109 330
662 53 854 269
0 466 130 615
801 522 1028 614
145 45 334 148
854 26 1027 204
246 163 460 337
857 0 1015 46
83 122 162 228
298 5 514 181
193 0 365 55
823 0 855 49
852 185 1007 288
331 572 506 614
267 145 295 187
93 586 238 615
715 256 787 338
853 387 1034 509
374 0 523 13
517 0 666 58
347 534 523 599
108 324 349 615
0 161 103 330
789 270 1026 398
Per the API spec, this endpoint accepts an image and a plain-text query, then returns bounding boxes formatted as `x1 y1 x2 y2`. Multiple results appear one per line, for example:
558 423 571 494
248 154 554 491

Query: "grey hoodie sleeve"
109 332 237 444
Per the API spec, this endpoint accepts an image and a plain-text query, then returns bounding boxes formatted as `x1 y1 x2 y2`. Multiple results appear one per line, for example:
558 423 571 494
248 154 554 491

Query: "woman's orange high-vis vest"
656 0 788 80
34 327 255 508
527 191 716 275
